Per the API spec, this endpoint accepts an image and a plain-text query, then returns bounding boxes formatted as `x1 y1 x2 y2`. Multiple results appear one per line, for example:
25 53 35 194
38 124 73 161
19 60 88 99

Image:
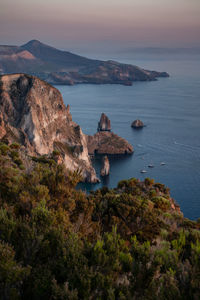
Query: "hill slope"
0 144 199 299
0 40 169 85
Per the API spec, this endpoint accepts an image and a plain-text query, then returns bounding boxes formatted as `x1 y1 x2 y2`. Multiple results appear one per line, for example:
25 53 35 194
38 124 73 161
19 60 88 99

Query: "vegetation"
0 142 199 299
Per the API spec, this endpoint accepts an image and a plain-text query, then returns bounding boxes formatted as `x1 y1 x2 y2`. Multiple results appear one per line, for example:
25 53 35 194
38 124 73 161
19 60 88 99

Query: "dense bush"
0 143 199 299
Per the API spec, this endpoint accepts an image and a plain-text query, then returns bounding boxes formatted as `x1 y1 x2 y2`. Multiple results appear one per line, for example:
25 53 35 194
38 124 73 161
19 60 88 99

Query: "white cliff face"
100 156 110 177
0 73 98 182
77 127 91 166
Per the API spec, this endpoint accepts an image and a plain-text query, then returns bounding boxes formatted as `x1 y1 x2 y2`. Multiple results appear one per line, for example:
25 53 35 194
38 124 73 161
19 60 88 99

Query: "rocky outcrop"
87 131 133 155
0 40 169 85
97 113 111 132
131 119 144 128
87 113 133 155
100 156 110 177
0 73 99 182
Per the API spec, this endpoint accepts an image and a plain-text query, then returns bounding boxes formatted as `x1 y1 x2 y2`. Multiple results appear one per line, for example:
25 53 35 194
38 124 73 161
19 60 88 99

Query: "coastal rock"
87 131 133 155
0 73 99 183
131 119 144 128
100 156 110 176
97 113 111 132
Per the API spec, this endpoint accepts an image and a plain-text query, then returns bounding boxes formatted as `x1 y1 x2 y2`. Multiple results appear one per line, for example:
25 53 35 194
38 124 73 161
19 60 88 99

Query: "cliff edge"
0 73 98 182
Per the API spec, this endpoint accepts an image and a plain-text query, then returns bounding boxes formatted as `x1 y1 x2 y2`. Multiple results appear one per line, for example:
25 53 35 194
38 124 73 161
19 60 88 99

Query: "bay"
57 53 200 220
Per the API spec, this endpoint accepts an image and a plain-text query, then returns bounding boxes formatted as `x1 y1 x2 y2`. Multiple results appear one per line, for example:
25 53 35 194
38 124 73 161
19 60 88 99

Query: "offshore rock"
0 73 99 183
87 131 133 155
131 119 144 128
97 113 111 132
100 155 110 177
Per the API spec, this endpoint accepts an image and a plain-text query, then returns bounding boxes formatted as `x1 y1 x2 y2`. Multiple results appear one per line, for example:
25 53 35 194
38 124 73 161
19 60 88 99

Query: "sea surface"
57 52 200 220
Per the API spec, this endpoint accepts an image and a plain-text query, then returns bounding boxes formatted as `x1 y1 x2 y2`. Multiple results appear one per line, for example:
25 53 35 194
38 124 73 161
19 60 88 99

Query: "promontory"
0 40 169 86
0 73 99 182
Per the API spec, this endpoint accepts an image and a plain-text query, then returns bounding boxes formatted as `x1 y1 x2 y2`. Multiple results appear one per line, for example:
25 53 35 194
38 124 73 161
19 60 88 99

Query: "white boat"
148 164 154 168
160 162 166 166
140 169 147 173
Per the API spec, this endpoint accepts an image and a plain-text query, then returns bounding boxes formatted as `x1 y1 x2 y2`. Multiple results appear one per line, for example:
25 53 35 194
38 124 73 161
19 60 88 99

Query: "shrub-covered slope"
0 142 199 300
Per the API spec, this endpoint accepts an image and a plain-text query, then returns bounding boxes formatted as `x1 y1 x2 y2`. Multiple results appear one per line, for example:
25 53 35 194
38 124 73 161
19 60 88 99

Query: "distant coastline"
0 40 169 86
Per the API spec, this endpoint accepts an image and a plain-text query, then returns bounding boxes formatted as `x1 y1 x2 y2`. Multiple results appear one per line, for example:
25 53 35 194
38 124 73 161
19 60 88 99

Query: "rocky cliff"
87 131 133 155
0 73 98 182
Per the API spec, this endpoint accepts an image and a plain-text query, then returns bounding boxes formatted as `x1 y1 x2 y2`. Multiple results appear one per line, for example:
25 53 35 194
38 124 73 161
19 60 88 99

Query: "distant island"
0 40 169 86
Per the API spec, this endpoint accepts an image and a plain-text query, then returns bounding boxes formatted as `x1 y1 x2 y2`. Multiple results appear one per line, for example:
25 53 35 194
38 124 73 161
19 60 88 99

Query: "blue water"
57 54 200 220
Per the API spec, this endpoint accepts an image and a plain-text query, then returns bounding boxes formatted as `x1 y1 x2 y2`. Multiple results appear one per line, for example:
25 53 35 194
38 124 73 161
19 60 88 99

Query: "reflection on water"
100 175 110 186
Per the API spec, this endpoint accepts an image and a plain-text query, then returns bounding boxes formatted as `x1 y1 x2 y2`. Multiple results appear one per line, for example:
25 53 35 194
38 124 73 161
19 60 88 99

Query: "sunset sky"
1 0 200 50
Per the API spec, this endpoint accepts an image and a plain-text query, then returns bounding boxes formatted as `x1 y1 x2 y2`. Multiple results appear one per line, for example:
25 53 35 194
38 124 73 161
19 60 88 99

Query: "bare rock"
97 113 111 132
87 131 133 155
131 119 144 128
100 156 110 177
0 73 98 183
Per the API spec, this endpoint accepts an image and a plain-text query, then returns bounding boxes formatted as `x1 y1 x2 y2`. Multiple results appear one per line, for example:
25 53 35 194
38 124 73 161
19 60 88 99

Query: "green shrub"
10 150 19 160
152 196 171 211
0 144 10 155
10 143 20 150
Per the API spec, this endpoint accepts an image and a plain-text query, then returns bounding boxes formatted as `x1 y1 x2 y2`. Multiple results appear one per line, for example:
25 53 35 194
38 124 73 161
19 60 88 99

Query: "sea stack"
87 113 133 155
97 113 111 132
131 119 144 129
100 156 110 176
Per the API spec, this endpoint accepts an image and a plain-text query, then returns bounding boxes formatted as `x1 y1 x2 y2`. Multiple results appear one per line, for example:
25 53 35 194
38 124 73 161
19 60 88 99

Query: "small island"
87 113 133 155
131 119 144 129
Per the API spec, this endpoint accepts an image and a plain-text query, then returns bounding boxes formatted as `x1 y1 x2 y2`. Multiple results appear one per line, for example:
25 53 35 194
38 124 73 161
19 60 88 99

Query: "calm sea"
57 52 200 220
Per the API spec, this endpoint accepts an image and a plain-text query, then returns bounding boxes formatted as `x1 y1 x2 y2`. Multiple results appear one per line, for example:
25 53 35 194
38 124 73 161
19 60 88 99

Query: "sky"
1 0 200 51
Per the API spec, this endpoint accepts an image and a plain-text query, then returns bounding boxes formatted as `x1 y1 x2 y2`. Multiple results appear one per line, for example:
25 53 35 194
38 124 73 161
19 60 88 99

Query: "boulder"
131 119 144 128
100 155 110 176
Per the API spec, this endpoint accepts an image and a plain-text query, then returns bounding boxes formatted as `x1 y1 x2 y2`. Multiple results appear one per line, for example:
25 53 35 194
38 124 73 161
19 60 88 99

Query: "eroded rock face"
0 73 98 182
131 119 144 128
87 131 133 155
100 155 110 176
97 113 111 132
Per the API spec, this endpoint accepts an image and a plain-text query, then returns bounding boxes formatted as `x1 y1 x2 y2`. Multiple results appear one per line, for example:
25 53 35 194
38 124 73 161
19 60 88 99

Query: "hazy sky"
1 0 200 50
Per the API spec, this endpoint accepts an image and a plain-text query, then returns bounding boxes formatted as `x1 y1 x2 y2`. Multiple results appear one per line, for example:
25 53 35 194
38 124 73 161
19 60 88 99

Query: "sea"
57 51 200 220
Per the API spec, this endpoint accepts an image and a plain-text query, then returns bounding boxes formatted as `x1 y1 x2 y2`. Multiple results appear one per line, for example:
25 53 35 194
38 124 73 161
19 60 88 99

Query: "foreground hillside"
0 40 169 85
0 142 199 299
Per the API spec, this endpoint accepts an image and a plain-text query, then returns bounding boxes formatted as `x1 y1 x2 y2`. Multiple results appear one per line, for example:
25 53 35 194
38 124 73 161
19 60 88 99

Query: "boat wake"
173 140 200 151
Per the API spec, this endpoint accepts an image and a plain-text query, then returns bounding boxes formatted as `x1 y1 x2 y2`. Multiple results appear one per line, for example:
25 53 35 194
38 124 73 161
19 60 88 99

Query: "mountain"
0 73 98 182
0 40 169 85
21 39 100 69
